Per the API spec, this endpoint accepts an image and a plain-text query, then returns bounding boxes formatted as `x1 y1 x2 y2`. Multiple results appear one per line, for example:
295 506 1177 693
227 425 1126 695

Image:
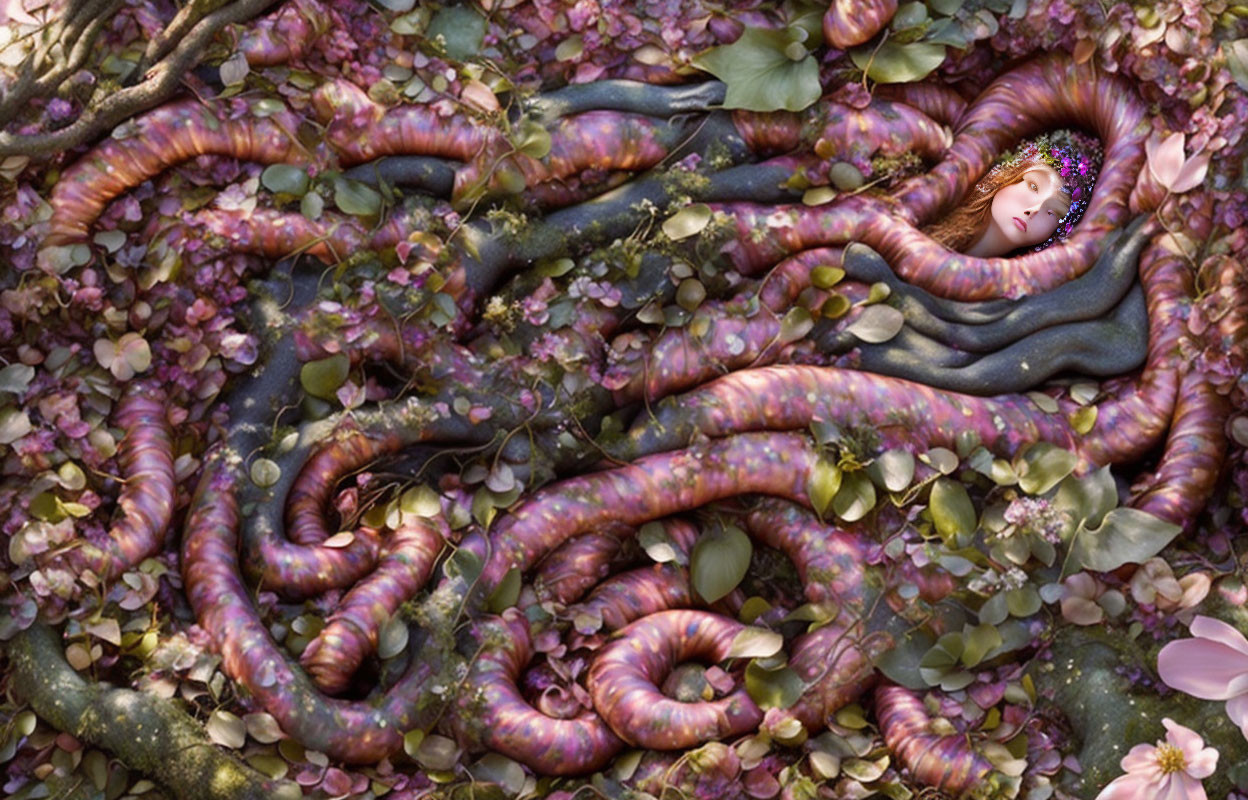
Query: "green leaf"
849 41 947 84
832 471 876 522
469 753 527 795
821 294 852 319
333 177 383 217
0 364 34 395
663 204 713 240
810 266 845 290
261 164 310 196
929 0 966 13
1017 443 1077 495
514 119 552 159
400 485 443 517
979 592 1009 626
919 632 973 689
892 1 929 29
1065 508 1182 576
0 406 32 444
869 449 915 492
779 307 814 343
249 458 281 488
1005 585 1042 618
1226 39 1248 93
639 521 682 564
929 478 976 544
300 353 350 400
691 524 752 603
846 304 904 343
728 627 785 659
1053 466 1118 532
875 627 935 690
487 567 522 613
961 623 1002 668
377 615 409 659
744 660 804 709
691 28 822 112
555 35 583 61
427 5 486 60
807 458 842 518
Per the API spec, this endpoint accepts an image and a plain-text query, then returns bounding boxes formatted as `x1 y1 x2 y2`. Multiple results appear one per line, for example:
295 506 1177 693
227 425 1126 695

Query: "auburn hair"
922 160 1072 253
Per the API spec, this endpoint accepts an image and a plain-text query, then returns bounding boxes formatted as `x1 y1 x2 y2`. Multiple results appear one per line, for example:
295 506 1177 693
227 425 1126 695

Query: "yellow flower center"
1156 743 1187 774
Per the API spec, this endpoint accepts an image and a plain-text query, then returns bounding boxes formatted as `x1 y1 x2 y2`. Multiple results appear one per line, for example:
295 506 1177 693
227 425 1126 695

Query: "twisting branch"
0 0 279 156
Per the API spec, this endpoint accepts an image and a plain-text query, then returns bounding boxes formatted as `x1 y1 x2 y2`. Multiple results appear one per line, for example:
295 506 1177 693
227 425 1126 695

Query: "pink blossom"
1096 719 1217 800
1158 615 1248 741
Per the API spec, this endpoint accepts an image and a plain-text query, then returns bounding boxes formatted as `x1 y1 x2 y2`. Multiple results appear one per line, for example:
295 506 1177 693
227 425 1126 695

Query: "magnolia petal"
1170 153 1210 194
1190 615 1248 658
1119 743 1158 773
1095 773 1154 800
1157 638 1248 700
1185 745 1219 780
1160 773 1206 800
1162 718 1206 757
1146 132 1186 190
1226 693 1248 742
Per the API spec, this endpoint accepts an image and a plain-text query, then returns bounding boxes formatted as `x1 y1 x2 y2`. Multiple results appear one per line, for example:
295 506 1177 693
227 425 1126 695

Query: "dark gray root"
837 214 1152 350
841 282 1149 394
346 156 459 197
524 80 728 122
9 623 298 800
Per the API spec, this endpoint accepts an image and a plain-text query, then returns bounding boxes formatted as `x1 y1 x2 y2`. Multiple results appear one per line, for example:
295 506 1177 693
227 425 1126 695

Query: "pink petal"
1165 774 1207 800
1170 153 1209 194
1120 743 1159 773
1226 693 1248 742
1190 616 1248 658
1157 639 1248 700
1163 719 1209 762
1147 132 1185 190
1095 773 1155 800
1185 745 1219 780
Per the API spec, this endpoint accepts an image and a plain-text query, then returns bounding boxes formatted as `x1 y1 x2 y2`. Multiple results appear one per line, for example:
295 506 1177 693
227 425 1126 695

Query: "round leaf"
663 204 713 241
1065 508 1182 576
377 615 409 659
1017 443 1078 495
691 28 822 112
744 661 804 709
929 478 976 544
870 449 915 492
832 471 876 522
333 177 383 217
207 710 246 749
807 458 842 518
300 354 350 400
691 524 753 604
728 627 784 659
427 5 486 60
261 164 310 196
849 40 947 84
846 305 904 343
400 485 442 517
249 458 281 489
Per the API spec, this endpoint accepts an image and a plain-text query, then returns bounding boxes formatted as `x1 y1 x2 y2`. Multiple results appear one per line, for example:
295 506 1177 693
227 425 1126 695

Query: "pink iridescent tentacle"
569 519 744 631
301 514 447 695
453 613 625 775
245 432 403 599
587 609 762 749
183 452 439 764
535 523 632 605
40 100 310 260
481 432 821 591
64 382 175 581
875 683 996 794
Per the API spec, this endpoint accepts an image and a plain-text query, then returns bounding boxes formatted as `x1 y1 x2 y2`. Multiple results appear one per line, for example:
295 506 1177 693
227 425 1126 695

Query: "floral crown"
981 129 1103 251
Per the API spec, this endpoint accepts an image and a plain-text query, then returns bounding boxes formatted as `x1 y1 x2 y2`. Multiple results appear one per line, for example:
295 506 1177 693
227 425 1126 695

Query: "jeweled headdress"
980 129 1103 251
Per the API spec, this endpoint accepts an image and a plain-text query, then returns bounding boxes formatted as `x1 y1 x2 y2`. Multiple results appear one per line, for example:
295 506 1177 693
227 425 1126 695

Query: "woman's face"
989 167 1068 249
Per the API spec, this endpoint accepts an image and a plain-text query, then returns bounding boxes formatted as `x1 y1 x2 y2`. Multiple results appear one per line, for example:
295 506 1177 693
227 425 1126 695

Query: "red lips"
1013 216 1027 232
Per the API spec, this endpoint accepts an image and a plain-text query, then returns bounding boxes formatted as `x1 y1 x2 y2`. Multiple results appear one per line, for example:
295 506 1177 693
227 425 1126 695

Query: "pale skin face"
965 166 1071 258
